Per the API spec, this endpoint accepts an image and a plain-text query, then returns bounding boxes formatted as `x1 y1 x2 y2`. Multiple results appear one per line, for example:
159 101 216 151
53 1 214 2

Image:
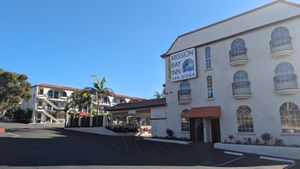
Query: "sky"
1 0 299 99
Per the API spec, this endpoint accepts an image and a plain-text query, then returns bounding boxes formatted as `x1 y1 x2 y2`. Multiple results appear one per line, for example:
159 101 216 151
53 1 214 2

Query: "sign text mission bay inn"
170 48 197 82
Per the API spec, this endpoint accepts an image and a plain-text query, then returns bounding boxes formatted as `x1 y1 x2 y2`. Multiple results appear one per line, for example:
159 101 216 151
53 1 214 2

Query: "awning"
185 106 220 118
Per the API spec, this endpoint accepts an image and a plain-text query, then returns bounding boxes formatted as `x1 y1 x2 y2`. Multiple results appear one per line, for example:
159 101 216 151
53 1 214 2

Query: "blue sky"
1 0 299 98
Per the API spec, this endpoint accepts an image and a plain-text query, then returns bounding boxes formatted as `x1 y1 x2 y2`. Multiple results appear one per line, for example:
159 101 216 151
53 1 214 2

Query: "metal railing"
178 89 192 103
270 37 293 54
229 48 248 63
232 81 251 96
274 74 298 91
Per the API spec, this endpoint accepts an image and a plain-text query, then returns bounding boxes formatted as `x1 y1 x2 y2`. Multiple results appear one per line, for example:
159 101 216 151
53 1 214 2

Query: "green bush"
8 108 32 123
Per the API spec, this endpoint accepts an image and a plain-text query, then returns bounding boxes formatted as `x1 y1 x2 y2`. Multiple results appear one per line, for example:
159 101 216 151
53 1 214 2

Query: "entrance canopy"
185 106 220 118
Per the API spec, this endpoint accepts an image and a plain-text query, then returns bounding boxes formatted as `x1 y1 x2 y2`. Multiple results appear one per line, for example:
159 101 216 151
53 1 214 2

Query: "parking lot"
0 122 298 169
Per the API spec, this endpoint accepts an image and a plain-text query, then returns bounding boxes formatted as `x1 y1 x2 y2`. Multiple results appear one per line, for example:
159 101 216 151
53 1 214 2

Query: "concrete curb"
144 138 191 145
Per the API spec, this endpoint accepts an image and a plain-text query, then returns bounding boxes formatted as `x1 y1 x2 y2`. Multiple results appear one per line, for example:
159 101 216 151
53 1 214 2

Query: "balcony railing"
232 81 251 99
178 89 191 104
270 37 293 57
229 48 248 66
274 74 298 94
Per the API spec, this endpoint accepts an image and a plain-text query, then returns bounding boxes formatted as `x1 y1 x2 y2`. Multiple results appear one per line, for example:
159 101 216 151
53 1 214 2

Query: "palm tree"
84 75 113 126
153 91 164 99
64 90 92 127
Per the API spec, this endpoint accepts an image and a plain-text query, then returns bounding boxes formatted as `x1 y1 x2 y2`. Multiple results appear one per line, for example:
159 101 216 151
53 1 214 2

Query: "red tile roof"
32 83 146 101
105 98 166 111
33 83 81 91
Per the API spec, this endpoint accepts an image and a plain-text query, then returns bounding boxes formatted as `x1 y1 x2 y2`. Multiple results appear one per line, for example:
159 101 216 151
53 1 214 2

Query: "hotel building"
21 83 144 124
107 0 300 146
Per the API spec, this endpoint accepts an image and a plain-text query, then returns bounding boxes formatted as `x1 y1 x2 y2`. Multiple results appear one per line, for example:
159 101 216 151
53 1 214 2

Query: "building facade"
158 0 300 145
21 83 144 124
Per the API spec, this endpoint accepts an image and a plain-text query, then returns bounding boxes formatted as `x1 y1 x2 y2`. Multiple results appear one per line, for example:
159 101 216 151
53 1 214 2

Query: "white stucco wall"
151 106 167 137
163 4 300 145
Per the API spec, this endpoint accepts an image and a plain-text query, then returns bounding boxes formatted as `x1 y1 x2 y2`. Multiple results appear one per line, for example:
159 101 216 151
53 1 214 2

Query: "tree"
153 90 165 99
84 75 112 116
64 90 92 115
0 69 31 118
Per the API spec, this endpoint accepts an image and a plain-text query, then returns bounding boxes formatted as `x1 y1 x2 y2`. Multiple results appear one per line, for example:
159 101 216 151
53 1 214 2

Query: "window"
234 70 249 82
178 80 191 103
270 26 292 53
274 62 298 92
62 92 67 97
237 105 254 132
205 47 212 69
207 76 213 99
48 90 53 98
275 62 295 76
280 102 300 133
232 70 251 96
179 80 191 94
181 109 190 131
230 38 247 60
54 91 59 99
38 89 44 95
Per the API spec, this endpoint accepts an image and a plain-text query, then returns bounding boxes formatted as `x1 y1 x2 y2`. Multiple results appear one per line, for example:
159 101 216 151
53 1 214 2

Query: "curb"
224 151 244 156
259 156 295 164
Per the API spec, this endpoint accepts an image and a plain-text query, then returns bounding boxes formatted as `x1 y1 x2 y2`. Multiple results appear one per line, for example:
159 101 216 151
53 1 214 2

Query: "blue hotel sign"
170 48 197 82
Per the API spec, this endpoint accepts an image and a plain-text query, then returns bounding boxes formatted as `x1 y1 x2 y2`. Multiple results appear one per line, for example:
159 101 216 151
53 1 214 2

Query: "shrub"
261 133 272 145
236 140 242 144
243 137 252 144
228 135 234 142
274 138 284 146
6 108 32 123
166 128 174 137
255 138 260 145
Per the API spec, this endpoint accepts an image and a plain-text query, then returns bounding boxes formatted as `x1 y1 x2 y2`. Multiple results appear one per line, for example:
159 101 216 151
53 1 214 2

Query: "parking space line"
214 156 244 167
259 156 295 169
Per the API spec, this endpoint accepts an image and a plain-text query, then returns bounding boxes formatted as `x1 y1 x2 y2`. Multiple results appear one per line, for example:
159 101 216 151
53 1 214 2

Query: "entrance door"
211 119 221 143
190 118 204 142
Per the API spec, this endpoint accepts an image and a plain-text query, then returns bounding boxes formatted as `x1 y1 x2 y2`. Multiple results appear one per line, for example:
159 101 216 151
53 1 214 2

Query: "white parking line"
259 156 295 169
214 156 244 167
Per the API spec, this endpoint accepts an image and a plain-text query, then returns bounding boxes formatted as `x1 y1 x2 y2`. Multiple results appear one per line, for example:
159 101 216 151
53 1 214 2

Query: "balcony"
274 74 298 95
229 48 248 66
232 81 251 99
178 89 192 104
270 37 293 58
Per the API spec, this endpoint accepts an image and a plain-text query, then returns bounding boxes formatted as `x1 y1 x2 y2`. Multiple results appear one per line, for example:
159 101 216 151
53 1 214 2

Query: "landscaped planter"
144 138 191 145
215 142 300 160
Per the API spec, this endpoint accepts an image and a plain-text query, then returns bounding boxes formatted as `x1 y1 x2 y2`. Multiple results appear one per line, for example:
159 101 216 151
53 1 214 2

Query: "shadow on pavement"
0 128 295 168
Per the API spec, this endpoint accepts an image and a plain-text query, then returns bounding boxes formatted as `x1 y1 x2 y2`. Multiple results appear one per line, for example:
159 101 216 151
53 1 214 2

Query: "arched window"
270 27 292 53
205 47 212 69
237 105 254 132
234 70 249 82
207 76 213 98
181 109 190 131
230 38 247 58
274 62 298 92
232 70 251 96
180 80 190 91
182 59 195 72
280 102 300 133
178 80 191 103
48 90 53 98
275 62 295 76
